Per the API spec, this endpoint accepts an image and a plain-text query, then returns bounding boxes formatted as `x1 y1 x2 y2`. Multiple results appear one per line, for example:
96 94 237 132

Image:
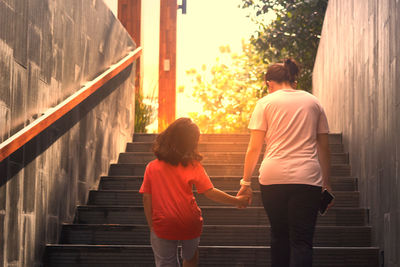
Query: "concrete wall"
313 0 400 265
0 0 137 266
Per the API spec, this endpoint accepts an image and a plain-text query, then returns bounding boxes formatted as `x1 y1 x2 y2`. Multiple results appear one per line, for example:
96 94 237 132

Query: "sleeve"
193 163 214 194
248 101 268 131
317 106 330 134
139 163 152 194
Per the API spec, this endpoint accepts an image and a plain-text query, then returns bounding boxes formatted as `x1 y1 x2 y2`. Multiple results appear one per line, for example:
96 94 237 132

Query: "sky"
102 0 259 123
176 0 259 117
176 0 257 76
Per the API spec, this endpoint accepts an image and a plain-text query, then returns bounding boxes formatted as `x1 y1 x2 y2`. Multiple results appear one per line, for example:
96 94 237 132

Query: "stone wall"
0 0 137 266
313 0 400 265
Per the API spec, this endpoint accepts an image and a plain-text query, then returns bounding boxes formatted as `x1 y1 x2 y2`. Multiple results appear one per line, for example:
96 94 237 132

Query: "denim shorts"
150 230 200 267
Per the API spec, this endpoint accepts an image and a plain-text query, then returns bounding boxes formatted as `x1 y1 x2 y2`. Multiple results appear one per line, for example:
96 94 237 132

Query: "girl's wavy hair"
153 118 203 166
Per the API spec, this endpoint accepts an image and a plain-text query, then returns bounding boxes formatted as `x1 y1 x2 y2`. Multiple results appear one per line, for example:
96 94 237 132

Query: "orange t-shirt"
248 89 330 186
139 159 213 240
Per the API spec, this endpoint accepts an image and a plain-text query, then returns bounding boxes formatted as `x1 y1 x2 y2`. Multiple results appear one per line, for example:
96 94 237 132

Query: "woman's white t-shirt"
248 89 330 186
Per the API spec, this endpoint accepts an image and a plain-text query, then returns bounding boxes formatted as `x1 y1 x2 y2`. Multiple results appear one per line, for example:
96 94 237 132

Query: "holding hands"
236 194 250 208
235 182 253 208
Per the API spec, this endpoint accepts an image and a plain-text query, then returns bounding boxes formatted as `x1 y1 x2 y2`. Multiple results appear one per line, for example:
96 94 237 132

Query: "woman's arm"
142 193 153 230
236 130 265 204
317 133 332 191
203 188 249 206
317 133 334 210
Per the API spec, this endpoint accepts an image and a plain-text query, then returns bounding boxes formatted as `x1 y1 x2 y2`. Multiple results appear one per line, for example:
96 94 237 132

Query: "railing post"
118 0 142 93
158 0 177 132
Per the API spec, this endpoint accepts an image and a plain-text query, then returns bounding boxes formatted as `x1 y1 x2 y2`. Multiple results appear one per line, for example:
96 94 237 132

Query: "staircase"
45 133 380 266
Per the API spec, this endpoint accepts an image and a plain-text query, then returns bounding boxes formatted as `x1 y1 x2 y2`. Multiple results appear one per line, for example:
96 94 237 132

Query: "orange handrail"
0 47 142 163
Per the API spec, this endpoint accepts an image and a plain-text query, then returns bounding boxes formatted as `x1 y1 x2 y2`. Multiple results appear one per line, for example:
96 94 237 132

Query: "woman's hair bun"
283 58 300 83
265 58 302 84
284 58 293 65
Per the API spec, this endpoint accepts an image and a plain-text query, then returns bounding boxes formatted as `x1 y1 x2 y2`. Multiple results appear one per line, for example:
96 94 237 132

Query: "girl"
140 118 249 267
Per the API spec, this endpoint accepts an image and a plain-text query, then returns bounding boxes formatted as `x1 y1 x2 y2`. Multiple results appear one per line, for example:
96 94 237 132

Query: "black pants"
260 184 322 267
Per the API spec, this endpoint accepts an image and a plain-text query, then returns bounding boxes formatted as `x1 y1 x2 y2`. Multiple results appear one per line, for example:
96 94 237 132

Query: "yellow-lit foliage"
185 42 269 133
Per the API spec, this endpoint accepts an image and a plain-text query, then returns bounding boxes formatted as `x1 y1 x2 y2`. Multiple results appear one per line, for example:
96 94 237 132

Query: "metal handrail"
0 47 142 162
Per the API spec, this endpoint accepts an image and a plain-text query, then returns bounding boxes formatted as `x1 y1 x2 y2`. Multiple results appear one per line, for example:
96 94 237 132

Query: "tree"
241 0 328 91
185 42 268 133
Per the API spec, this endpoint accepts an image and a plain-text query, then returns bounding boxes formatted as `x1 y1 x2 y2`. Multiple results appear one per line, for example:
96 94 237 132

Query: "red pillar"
158 0 177 132
118 0 141 93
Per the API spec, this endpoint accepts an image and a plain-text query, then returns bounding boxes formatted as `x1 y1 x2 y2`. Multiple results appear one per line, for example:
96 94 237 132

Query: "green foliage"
240 0 328 91
182 1 326 133
135 92 155 133
185 42 268 133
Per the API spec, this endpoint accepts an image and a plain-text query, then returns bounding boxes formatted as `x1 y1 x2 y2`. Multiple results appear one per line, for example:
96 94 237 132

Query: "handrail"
0 47 142 163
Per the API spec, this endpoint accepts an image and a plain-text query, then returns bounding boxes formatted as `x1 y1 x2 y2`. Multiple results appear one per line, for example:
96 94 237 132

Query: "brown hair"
265 58 301 84
153 118 203 166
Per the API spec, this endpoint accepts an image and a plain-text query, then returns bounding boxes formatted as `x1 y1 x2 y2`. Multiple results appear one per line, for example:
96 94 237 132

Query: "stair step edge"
46 244 379 250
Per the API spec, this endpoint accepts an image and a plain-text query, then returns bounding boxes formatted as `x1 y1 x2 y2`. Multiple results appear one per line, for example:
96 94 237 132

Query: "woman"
237 58 334 267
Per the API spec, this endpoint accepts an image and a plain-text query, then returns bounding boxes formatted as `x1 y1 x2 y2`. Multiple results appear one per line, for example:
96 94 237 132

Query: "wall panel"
313 0 400 265
0 0 137 265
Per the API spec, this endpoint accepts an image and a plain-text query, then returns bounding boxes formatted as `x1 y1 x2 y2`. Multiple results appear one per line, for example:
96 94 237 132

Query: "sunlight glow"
176 0 259 118
104 0 276 132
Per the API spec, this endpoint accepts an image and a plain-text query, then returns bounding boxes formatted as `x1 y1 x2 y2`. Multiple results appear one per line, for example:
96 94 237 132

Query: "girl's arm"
203 188 249 206
142 193 153 230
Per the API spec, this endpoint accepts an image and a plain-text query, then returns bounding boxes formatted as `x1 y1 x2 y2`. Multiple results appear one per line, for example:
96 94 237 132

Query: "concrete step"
126 142 345 153
88 190 360 208
99 176 358 191
44 245 379 267
108 163 352 177
60 224 372 247
133 133 343 144
118 151 349 165
45 132 380 267
74 206 368 226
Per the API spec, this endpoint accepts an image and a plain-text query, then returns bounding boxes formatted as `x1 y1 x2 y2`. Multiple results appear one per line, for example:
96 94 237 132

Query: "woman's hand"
322 186 335 211
236 195 250 207
322 185 333 193
236 185 252 208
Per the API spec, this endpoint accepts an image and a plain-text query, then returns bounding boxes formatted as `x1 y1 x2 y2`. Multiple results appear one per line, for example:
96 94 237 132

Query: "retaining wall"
313 0 400 265
0 0 137 265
